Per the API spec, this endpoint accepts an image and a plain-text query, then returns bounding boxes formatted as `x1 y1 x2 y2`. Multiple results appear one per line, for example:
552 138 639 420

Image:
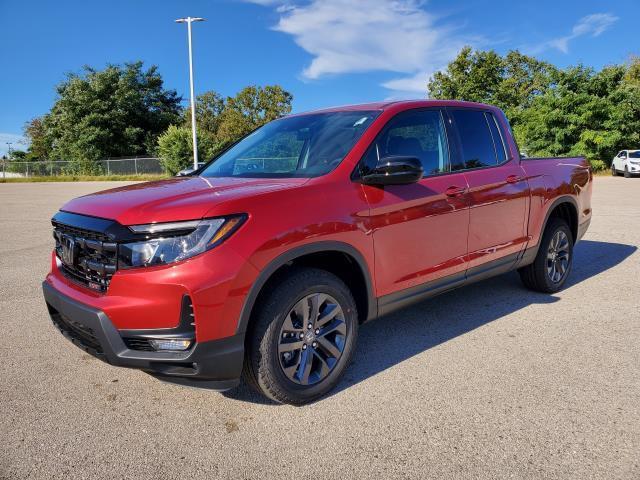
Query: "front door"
357 108 470 299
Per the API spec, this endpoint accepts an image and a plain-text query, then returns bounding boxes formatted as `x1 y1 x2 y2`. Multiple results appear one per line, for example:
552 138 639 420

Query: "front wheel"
243 268 358 405
625 166 631 178
518 217 574 293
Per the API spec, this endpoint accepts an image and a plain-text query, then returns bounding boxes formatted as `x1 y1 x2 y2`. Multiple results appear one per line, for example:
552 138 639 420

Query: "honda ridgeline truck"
43 100 593 404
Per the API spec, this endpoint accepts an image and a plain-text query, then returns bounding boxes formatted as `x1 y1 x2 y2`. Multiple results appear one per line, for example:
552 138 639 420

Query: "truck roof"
289 99 498 116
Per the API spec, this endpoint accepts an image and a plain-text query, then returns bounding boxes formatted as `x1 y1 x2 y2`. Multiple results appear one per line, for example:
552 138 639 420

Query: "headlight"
630 160 640 165
119 215 246 268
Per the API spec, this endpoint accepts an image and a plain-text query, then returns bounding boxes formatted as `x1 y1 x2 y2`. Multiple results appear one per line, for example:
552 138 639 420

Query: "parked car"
176 162 205 176
43 100 593 405
611 150 640 177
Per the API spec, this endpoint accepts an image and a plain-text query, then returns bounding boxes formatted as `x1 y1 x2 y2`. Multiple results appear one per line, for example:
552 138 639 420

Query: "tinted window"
361 110 450 176
630 151 640 158
201 111 379 178
486 112 507 163
451 109 499 169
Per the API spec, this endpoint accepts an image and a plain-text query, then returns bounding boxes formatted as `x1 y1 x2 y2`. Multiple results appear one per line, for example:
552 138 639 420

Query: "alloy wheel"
277 293 347 385
546 230 570 284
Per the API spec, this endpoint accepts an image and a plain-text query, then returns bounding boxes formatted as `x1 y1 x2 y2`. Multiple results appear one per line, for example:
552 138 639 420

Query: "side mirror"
360 156 423 186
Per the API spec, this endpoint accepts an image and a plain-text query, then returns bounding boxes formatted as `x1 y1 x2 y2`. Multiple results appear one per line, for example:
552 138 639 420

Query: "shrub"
157 125 221 175
589 159 607 172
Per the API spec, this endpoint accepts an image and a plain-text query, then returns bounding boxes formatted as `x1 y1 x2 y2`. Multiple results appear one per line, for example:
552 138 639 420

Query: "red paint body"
45 101 593 345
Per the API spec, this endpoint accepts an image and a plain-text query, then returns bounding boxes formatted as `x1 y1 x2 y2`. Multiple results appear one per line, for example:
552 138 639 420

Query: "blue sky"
0 0 638 155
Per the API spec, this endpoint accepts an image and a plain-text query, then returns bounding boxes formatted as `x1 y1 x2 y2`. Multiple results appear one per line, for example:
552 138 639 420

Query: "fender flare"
235 241 377 335
519 194 579 266
541 195 579 240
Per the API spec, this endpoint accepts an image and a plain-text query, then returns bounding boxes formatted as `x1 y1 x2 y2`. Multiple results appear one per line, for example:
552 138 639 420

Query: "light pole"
175 16 205 170
6 142 13 158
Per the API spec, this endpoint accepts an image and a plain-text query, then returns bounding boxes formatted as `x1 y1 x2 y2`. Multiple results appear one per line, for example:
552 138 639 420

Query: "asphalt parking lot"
0 177 638 479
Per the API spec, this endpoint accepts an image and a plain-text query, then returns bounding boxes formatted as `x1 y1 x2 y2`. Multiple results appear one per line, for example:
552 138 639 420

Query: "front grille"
53 220 118 292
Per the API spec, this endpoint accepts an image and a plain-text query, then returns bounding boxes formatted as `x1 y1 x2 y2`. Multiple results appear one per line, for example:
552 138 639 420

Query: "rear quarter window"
485 112 507 163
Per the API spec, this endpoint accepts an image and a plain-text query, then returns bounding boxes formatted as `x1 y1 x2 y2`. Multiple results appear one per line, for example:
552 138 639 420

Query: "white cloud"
381 71 433 99
245 0 472 96
0 133 27 156
537 13 619 54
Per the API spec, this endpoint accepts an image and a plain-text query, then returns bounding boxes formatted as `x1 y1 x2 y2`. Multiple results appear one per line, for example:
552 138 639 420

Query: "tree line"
16 62 292 175
13 50 640 174
429 47 640 170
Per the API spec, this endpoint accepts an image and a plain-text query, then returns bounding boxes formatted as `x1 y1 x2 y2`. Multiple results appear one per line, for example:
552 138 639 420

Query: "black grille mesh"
53 221 117 292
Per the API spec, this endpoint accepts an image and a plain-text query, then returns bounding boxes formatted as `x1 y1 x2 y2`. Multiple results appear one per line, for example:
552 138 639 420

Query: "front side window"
360 109 450 177
200 111 380 178
451 109 502 169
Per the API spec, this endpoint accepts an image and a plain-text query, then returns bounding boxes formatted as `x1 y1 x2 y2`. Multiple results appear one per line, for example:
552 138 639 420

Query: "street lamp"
6 142 12 158
175 16 206 171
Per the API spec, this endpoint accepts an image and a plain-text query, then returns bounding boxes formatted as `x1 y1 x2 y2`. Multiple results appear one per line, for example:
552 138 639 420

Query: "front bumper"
43 282 244 390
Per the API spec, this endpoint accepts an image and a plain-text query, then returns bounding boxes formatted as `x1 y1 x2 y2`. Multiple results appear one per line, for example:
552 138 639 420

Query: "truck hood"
61 176 309 225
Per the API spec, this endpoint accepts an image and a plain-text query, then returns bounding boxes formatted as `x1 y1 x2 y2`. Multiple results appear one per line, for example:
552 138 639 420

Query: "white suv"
612 150 640 178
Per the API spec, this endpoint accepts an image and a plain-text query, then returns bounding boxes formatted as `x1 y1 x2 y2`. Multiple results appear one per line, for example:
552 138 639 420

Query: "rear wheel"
243 268 358 405
611 164 618 176
519 217 574 293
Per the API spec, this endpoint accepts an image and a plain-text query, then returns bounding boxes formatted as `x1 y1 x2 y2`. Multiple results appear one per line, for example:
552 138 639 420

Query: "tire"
518 217 574 293
625 167 630 178
611 165 618 176
243 268 359 405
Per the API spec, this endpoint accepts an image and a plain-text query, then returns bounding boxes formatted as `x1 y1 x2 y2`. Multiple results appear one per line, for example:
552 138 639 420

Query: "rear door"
448 108 530 273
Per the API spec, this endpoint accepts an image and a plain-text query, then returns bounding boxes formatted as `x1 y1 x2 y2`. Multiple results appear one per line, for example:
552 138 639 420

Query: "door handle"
445 186 467 197
506 174 523 184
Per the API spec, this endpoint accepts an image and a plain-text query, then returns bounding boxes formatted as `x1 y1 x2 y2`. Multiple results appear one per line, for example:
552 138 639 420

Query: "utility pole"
175 16 205 170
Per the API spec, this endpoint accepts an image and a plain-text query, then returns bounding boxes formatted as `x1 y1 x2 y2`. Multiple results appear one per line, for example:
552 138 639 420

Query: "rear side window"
451 109 500 169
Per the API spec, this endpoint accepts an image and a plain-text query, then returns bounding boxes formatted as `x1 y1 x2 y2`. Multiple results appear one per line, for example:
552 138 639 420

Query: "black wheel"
243 268 358 405
625 167 630 178
518 217 574 293
611 165 617 176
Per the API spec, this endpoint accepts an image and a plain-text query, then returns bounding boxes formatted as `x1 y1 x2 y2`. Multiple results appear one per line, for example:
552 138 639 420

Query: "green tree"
428 47 557 121
165 85 293 164
183 91 226 133
157 125 221 175
23 117 52 160
428 47 504 104
216 85 293 145
430 47 640 169
515 64 640 164
45 62 181 171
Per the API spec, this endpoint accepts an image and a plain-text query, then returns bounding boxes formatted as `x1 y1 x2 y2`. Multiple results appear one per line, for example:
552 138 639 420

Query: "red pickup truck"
43 100 592 404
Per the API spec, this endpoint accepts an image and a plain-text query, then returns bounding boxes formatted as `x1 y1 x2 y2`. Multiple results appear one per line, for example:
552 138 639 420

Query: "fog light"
148 338 192 351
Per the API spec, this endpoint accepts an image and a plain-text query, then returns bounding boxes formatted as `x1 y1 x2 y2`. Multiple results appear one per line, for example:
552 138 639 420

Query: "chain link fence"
1 157 165 178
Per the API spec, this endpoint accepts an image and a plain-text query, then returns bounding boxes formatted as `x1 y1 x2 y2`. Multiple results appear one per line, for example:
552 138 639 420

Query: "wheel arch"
545 196 579 243
519 195 579 268
235 241 377 336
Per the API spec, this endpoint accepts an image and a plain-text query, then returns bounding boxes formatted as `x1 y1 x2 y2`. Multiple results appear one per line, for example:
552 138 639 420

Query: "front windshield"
629 151 640 158
200 110 380 178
